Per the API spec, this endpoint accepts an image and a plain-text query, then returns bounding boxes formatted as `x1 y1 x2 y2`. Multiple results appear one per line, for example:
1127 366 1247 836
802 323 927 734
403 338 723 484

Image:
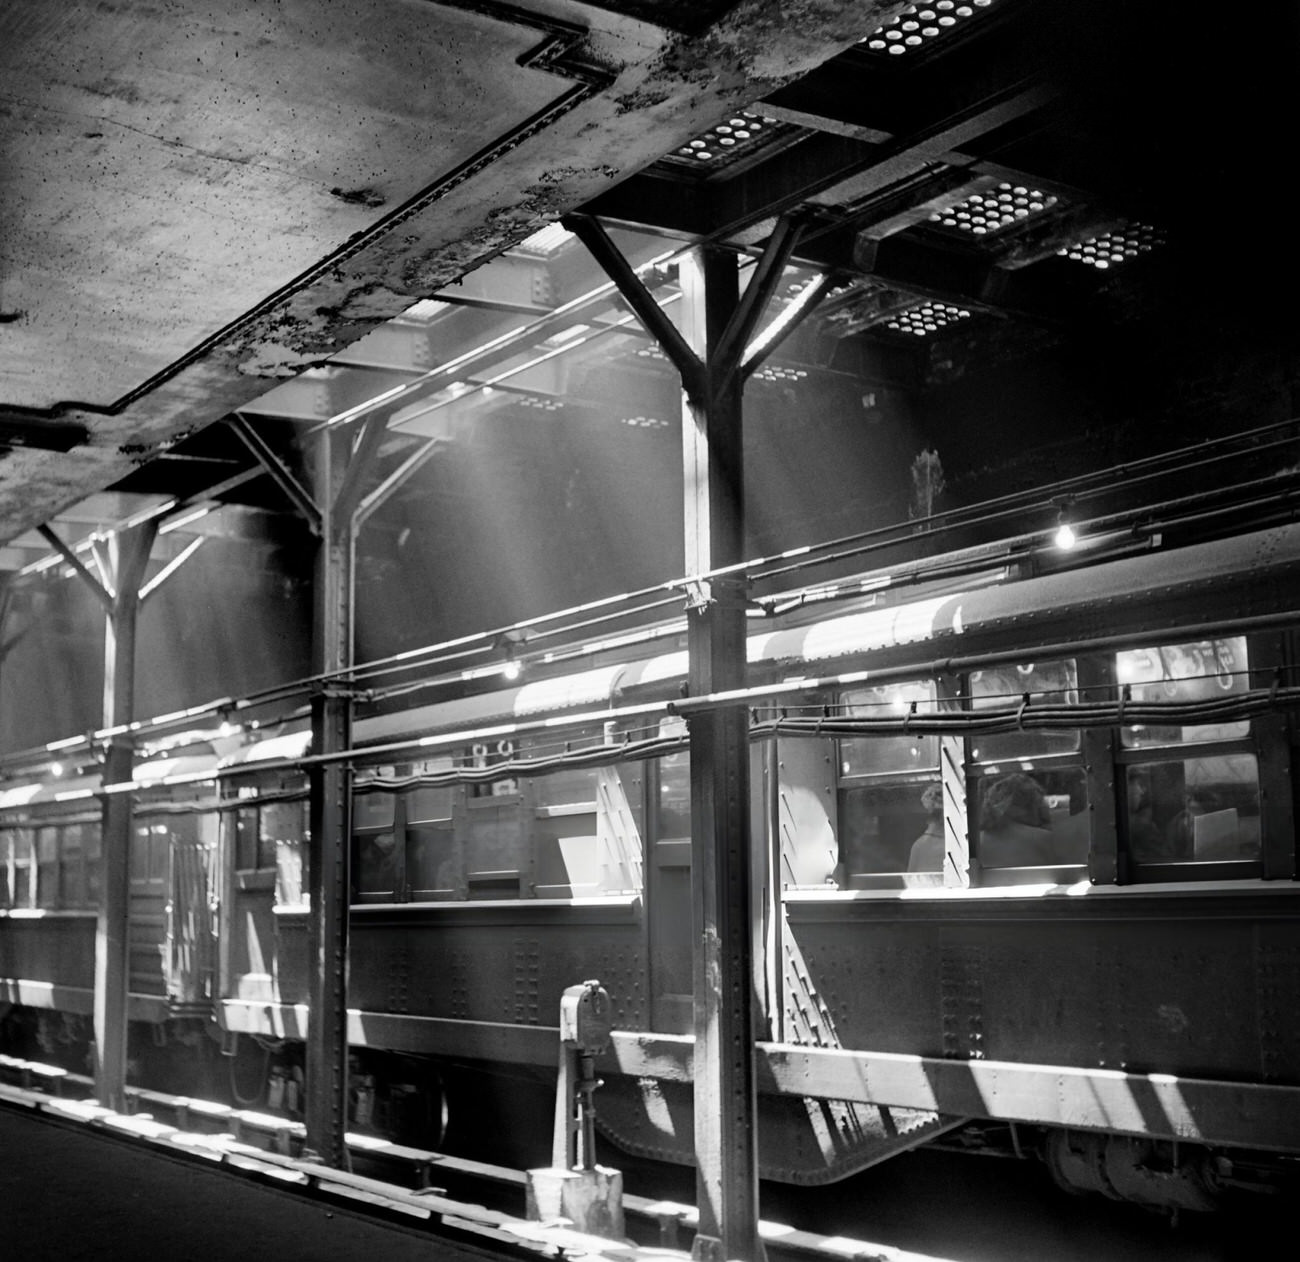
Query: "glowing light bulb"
51 761 65 777
1054 520 1077 550
502 659 522 681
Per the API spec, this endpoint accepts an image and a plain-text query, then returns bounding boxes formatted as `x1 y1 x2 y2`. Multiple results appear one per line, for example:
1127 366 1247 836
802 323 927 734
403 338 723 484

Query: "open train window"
230 792 309 906
967 660 1090 883
1117 636 1261 879
521 725 645 899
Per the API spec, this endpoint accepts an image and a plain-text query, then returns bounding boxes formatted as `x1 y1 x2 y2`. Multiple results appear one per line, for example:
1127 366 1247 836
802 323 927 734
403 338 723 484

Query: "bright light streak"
139 537 204 601
743 273 828 364
159 504 216 534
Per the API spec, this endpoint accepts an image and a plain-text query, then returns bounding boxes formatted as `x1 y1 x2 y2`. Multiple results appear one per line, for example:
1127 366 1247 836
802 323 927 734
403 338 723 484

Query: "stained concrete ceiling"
0 0 897 543
4 0 1298 572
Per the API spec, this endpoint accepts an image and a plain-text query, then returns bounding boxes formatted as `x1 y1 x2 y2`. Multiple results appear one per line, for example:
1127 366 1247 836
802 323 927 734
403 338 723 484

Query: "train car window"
518 725 645 898
972 766 1090 871
356 828 397 897
969 660 1081 761
11 828 34 908
0 828 14 907
405 760 457 901
839 682 940 776
1117 636 1250 748
658 745 692 843
525 727 603 810
354 792 396 829
1125 755 1262 865
60 824 87 907
1116 637 1261 879
406 822 457 899
258 800 306 902
36 826 59 907
830 682 941 888
966 659 1088 879
840 778 944 887
407 782 455 824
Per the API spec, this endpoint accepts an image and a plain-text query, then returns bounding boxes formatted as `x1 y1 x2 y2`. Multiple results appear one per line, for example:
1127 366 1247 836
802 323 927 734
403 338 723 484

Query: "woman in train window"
978 772 1054 868
905 782 946 885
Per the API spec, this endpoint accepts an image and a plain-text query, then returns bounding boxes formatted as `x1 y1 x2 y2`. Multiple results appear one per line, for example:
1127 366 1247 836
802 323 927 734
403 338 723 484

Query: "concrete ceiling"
0 0 899 543
5 0 1297 571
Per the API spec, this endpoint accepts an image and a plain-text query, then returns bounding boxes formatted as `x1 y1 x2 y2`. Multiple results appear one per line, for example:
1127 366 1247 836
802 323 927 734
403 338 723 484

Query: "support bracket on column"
37 525 113 611
710 212 804 395
562 213 706 398
228 413 323 535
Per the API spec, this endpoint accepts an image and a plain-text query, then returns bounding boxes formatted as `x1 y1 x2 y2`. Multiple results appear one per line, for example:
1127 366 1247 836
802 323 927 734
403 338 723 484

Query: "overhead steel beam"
740 275 834 379
583 51 1052 249
710 213 804 394
332 414 389 525
709 83 1055 243
760 3 1047 143
36 525 113 612
227 414 323 535
563 214 704 395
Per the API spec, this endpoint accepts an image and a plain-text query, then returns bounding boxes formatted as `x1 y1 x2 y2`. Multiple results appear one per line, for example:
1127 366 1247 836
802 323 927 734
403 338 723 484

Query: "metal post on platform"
564 213 811 1261
90 522 158 1111
304 424 357 1168
526 980 624 1239
679 245 761 1262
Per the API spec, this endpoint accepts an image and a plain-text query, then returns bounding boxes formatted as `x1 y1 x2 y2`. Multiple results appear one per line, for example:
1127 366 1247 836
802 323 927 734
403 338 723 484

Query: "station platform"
1 1063 1258 1262
0 1078 685 1262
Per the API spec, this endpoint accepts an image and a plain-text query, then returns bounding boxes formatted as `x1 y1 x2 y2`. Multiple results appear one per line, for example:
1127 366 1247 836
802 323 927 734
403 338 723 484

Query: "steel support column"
304 425 362 1167
91 522 158 1110
569 214 816 1261
680 247 761 1262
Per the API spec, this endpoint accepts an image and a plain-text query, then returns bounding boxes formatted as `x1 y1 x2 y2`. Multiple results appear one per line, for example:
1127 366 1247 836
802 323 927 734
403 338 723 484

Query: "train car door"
128 820 169 1002
167 812 218 1009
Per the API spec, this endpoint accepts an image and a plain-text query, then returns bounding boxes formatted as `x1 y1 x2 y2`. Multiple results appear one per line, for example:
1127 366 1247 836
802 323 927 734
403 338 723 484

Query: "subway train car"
3 520 1299 1210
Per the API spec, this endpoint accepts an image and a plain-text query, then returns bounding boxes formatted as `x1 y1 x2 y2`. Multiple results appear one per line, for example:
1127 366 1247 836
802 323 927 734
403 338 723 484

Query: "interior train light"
502 659 522 681
50 761 64 777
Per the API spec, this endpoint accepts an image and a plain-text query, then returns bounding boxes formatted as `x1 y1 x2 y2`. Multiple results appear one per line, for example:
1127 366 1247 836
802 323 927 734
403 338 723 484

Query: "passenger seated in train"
905 782 946 885
1166 787 1243 861
977 772 1054 868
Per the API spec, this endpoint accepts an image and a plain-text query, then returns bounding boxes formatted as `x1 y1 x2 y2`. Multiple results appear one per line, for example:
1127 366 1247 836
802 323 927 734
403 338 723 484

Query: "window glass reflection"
1126 755 1260 862
1118 637 1249 747
969 660 1080 761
